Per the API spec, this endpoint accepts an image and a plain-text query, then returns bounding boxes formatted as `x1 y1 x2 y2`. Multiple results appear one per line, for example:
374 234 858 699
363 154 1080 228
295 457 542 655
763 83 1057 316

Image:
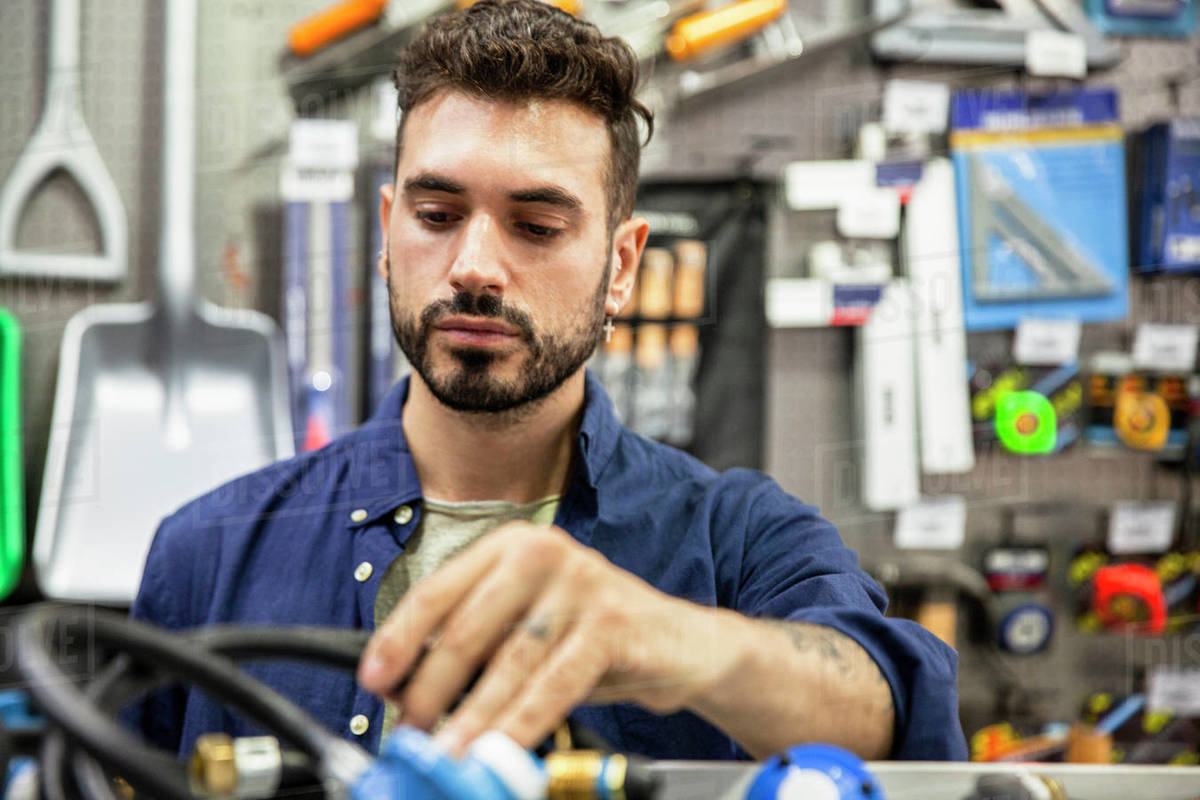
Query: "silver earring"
603 316 615 343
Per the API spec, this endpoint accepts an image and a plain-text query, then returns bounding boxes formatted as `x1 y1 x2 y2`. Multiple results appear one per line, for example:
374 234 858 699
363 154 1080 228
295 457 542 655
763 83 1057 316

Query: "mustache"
420 292 536 341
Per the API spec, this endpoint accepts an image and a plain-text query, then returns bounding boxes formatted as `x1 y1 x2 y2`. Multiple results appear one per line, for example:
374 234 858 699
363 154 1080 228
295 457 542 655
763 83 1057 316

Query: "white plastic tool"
905 159 975 475
855 280 919 511
0 0 128 281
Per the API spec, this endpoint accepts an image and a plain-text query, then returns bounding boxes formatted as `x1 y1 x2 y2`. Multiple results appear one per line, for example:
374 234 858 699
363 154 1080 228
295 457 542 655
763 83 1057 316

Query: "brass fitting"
189 733 237 797
545 751 628 800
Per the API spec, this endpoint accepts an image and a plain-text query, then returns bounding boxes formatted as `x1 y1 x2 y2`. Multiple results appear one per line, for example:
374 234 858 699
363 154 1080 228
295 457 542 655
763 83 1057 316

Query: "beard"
387 255 609 414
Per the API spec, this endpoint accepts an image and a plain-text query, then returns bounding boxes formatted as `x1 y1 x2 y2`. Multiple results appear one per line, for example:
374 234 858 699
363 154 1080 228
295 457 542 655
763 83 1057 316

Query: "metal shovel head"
34 300 294 604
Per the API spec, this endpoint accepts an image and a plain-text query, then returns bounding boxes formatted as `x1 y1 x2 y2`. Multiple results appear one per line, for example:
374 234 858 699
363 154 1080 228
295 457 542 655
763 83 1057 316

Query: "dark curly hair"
393 0 654 231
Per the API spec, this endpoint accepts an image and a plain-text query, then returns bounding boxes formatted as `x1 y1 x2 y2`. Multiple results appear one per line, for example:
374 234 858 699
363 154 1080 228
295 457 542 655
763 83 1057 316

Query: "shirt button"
349 714 370 736
354 562 373 582
394 505 413 525
350 509 368 523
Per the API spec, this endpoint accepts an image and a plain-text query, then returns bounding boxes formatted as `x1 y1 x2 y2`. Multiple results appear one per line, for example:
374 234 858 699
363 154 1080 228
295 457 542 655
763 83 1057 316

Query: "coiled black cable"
17 604 628 800
63 626 374 800
16 606 372 800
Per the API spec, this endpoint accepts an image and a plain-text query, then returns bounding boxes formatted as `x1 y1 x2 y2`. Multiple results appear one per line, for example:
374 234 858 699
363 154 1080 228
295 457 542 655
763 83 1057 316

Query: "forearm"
685 609 895 760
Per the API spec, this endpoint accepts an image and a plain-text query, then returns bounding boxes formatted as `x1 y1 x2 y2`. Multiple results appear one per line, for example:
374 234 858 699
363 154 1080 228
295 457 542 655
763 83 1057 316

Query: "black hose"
40 620 372 800
187 626 370 669
68 655 147 800
16 606 368 800
65 627 370 800
21 607 626 800
71 626 371 718
38 732 81 800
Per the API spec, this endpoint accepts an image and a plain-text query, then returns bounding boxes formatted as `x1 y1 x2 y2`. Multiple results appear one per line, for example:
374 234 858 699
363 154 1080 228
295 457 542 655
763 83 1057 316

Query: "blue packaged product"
951 88 1129 331
1137 119 1200 274
1085 0 1197 37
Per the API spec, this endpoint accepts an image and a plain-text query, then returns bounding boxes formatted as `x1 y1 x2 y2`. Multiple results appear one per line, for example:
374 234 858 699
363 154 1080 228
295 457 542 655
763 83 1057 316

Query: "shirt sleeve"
121 513 192 754
720 470 967 761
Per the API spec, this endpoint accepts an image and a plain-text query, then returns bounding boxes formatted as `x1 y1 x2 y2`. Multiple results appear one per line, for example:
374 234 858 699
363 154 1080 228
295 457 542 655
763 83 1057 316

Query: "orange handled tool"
666 0 786 61
288 0 389 57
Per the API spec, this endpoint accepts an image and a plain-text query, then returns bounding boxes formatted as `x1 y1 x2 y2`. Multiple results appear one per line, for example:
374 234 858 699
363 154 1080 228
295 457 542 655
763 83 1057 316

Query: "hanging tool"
0 309 22 602
0 0 128 282
995 390 1057 454
665 0 787 61
865 553 996 650
871 0 1120 69
672 2 908 103
1092 563 1168 635
856 281 919 511
33 0 294 604
367 165 398 413
905 157 975 475
968 155 1114 303
590 0 708 62
300 201 352 451
985 503 1064 654
288 0 389 57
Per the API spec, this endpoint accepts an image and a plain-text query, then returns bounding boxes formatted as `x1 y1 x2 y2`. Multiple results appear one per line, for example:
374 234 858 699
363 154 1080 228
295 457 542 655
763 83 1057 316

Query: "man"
130 0 965 763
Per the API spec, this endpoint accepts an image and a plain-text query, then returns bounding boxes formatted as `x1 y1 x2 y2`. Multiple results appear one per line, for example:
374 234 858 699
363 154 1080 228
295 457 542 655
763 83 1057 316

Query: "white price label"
1025 30 1087 79
783 160 875 211
1108 500 1176 555
288 119 359 171
1148 666 1200 716
1013 318 1081 365
837 188 901 239
882 80 951 136
279 164 355 203
1132 324 1198 372
895 496 967 550
765 278 832 328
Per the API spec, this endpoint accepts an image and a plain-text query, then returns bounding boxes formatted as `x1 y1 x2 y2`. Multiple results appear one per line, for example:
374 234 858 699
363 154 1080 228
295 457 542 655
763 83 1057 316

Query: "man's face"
380 90 615 414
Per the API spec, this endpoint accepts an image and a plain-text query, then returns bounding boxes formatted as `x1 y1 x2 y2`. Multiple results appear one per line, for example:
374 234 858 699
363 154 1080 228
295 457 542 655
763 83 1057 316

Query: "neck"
401 370 586 504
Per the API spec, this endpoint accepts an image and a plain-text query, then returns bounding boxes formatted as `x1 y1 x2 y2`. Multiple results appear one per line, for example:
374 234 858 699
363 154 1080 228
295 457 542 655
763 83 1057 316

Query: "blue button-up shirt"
128 372 966 761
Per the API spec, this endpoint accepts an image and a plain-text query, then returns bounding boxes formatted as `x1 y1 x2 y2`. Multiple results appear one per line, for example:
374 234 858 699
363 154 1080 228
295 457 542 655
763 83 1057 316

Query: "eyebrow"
403 174 465 196
508 186 582 213
403 172 582 213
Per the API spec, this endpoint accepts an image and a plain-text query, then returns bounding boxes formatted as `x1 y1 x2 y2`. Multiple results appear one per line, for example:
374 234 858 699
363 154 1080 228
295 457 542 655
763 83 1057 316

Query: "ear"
606 215 649 316
377 182 395 282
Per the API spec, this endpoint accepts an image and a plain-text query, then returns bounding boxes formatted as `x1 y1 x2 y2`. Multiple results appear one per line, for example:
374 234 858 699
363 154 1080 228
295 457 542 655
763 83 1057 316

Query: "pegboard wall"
726 9 1200 740
2 0 1200 744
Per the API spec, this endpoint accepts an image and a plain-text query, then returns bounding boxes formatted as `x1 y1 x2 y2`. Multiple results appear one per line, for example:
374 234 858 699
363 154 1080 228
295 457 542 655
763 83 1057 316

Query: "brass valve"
189 733 237 796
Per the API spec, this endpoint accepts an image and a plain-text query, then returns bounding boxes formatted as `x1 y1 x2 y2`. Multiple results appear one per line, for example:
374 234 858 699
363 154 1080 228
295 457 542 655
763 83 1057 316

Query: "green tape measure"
995 390 1056 454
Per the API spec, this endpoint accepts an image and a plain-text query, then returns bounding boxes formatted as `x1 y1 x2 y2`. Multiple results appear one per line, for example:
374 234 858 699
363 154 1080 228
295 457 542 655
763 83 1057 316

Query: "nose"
448 214 507 296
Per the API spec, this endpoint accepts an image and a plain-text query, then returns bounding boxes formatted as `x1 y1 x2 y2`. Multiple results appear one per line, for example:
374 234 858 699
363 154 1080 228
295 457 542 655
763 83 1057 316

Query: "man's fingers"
358 537 503 693
394 565 547 729
490 630 607 752
434 600 573 747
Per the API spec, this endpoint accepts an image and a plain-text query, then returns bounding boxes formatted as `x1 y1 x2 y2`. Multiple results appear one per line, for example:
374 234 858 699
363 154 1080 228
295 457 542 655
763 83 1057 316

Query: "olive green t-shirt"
373 495 561 732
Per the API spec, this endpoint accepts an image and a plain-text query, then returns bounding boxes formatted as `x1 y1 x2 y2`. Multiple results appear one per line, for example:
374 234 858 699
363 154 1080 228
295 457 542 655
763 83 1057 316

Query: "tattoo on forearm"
765 620 894 714
768 620 845 663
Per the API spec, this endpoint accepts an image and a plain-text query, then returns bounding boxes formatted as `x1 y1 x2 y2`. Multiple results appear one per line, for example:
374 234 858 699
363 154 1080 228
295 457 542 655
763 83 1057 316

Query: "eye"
519 222 562 239
416 211 457 226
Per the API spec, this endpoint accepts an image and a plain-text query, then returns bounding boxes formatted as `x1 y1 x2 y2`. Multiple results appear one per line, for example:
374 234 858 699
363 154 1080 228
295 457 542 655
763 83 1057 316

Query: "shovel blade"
35 307 294 603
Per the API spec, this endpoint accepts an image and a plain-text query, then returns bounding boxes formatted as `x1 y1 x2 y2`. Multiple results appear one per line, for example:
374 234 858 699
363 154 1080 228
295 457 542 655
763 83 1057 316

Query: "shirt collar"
576 368 620 489
345 369 620 530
